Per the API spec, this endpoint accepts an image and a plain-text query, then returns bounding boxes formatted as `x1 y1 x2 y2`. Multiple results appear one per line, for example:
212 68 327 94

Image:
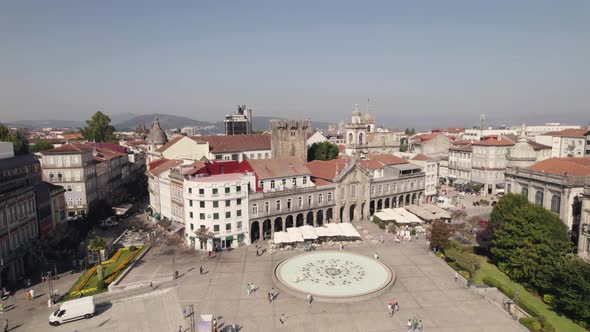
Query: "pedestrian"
374 253 379 260
413 318 418 331
271 287 275 301
394 302 399 312
199 266 204 275
246 283 251 296
307 293 312 305
380 235 384 244
0 303 3 313
268 291 272 303
279 313 285 325
418 320 423 332
178 325 182 332
407 319 412 332
454 272 459 283
387 303 393 317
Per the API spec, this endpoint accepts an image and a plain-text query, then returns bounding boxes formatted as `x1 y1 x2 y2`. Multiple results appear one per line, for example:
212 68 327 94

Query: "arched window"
521 186 528 198
535 190 544 206
348 133 354 144
358 133 364 145
551 194 561 214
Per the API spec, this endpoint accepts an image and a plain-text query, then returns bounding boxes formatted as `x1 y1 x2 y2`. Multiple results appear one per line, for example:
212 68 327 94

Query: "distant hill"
113 114 222 133
6 119 85 129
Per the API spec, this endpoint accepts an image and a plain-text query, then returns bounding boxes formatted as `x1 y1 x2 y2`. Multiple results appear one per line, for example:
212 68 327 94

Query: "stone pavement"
1 219 526 331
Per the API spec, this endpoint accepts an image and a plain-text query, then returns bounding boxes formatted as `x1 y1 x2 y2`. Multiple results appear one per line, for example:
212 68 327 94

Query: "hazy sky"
1 1 588 129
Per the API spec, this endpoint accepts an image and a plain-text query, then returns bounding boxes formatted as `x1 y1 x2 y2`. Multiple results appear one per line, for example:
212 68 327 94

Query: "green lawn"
465 249 585 332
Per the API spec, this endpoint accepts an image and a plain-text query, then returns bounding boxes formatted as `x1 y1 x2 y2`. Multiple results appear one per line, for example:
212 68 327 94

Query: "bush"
542 294 554 305
519 317 539 331
96 280 106 290
541 319 555 332
459 270 470 279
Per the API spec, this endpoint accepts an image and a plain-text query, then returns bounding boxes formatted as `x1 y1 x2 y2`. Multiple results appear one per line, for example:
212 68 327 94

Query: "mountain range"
7 113 330 133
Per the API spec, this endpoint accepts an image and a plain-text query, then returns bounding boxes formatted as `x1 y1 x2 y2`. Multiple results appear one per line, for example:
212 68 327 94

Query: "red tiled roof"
85 142 128 154
312 178 332 186
528 157 590 176
367 153 408 165
412 154 432 161
63 134 82 140
92 147 127 162
192 134 271 153
337 144 345 152
43 143 93 154
358 159 385 170
148 158 169 170
248 157 310 179
472 137 515 146
307 159 349 181
542 128 586 138
149 159 184 176
156 136 185 153
449 144 473 152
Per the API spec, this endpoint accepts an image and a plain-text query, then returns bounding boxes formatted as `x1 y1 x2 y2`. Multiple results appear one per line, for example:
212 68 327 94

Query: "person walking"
454 272 459 283
246 283 251 296
270 287 275 301
306 293 312 305
279 313 285 325
30 288 35 300
413 318 418 331
407 319 412 332
417 320 423 332
387 303 393 317
251 282 256 293
199 266 204 275
374 253 379 260
394 302 399 313
267 291 272 303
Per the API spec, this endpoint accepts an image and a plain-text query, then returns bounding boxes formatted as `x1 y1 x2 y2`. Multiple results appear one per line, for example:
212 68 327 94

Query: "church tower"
146 115 168 163
344 104 369 158
270 119 313 161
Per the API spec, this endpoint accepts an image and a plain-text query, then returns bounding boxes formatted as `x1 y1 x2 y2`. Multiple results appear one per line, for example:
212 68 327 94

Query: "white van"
49 296 95 326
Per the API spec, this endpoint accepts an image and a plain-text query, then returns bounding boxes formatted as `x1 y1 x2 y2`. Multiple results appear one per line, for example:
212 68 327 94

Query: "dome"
147 116 168 145
352 104 361 117
507 140 536 161
363 110 374 123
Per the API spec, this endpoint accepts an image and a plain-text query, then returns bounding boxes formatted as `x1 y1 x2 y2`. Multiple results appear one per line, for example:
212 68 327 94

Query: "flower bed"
71 265 98 294
105 247 142 284
101 248 128 265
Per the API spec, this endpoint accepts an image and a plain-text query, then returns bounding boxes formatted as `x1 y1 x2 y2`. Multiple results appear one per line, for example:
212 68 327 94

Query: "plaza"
7 220 524 332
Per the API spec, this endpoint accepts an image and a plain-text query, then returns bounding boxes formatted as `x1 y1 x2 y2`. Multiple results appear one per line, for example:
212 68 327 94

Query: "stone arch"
339 206 345 223
250 221 260 243
384 198 390 209
326 208 333 223
377 199 383 211
370 200 375 216
296 213 304 227
316 210 324 226
274 217 283 232
286 215 294 228
263 219 272 240
412 193 417 205
349 204 356 222
405 195 411 205
391 197 397 208
306 211 314 226
398 195 404 207
348 132 354 144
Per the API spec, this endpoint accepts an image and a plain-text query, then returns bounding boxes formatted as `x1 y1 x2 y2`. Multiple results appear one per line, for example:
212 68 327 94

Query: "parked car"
49 296 95 326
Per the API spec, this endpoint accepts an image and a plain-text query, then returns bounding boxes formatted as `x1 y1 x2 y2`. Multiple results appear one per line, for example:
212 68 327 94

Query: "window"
371 186 375 195
551 194 561 214
199 213 205 220
213 201 219 208
378 185 382 193
521 186 528 198
282 179 286 187
236 198 241 206
257 153 262 159
189 200 193 207
188 188 192 194
213 225 219 232
190 223 194 230
225 200 231 207
535 190 544 206
237 221 242 229
507 183 512 193
327 192 332 202
351 185 356 198
265 153 269 158
252 204 258 214
308 195 312 206
236 185 241 192
200 201 205 208
287 199 292 210
226 223 231 231
276 200 281 211
265 201 270 212
292 178 297 186
318 194 323 204
213 213 219 220
189 212 193 218
225 187 230 194
386 184 390 193
303 177 307 185
237 210 242 217
199 188 204 195
212 188 218 195
270 180 275 189
298 196 303 207
226 212 231 218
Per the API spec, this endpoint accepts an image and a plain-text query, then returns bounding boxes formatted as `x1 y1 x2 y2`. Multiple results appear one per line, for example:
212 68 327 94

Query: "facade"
409 132 451 158
586 125 590 157
224 104 252 135
509 123 581 138
410 154 438 202
448 144 473 184
471 137 514 196
462 128 518 141
0 146 42 286
578 186 590 262
535 128 587 158
270 119 313 161
41 144 98 216
181 127 199 136
505 158 590 231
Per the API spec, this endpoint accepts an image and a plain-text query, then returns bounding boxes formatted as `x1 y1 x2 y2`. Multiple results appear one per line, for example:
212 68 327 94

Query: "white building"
462 128 518 142
510 123 581 138
471 137 514 196
448 144 472 185
536 128 587 158
410 154 438 202
578 186 590 262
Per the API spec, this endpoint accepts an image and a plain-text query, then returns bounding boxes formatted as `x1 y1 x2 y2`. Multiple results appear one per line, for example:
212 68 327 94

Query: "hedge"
483 277 544 319
519 317 541 331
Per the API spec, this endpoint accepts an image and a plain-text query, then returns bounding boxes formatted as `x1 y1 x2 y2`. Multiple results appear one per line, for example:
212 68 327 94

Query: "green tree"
80 111 116 143
399 143 408 152
0 123 29 155
195 227 214 250
307 141 339 162
87 236 107 264
552 256 590 326
30 141 54 152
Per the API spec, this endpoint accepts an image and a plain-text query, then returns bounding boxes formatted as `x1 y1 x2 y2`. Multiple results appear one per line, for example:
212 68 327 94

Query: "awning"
237 233 245 240
153 213 161 220
225 236 233 241
189 236 195 241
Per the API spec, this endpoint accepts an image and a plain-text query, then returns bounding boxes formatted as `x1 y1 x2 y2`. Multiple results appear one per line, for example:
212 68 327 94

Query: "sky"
0 1 589 129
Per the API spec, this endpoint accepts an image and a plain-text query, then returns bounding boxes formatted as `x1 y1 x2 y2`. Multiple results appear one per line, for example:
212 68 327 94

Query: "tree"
399 143 408 152
30 141 54 152
552 256 590 326
80 111 116 143
307 141 339 162
0 123 29 155
87 236 107 264
430 220 452 250
195 227 214 250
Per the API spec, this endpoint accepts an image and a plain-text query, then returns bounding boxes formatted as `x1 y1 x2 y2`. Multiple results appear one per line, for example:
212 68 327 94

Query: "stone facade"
270 119 313 161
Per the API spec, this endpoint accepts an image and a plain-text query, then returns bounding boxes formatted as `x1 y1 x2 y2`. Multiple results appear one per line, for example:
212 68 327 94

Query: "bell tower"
270 119 313 161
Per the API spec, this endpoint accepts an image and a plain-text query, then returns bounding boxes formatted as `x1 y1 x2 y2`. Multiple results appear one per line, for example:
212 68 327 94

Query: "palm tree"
87 236 107 264
195 227 214 251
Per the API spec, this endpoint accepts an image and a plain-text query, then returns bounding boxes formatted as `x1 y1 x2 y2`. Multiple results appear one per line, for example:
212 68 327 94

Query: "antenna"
480 113 486 140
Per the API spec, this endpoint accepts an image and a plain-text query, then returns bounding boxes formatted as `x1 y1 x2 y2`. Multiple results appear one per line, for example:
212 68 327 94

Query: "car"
49 296 95 326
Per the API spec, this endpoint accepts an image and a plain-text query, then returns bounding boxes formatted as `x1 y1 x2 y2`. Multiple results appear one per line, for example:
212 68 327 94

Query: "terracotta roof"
542 128 586 138
148 158 169 170
248 157 310 179
92 147 127 162
148 159 183 176
367 153 408 165
528 157 590 176
472 137 515 147
445 128 465 133
63 134 82 140
194 134 271 153
337 144 345 152
449 144 472 152
412 154 432 161
156 135 185 153
358 159 385 170
307 159 349 181
452 139 473 146
85 142 128 154
43 143 93 154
